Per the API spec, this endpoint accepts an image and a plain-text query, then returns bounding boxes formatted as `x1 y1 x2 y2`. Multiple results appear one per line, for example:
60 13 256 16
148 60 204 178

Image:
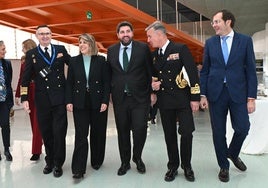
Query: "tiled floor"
1 105 268 188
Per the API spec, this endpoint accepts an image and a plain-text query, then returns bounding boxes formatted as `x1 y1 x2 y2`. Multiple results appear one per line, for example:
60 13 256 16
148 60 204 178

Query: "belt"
86 87 90 92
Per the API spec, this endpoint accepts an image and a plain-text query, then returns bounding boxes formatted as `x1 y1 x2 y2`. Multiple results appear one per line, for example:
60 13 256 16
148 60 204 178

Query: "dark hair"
116 21 133 33
36 25 50 30
215 10 236 28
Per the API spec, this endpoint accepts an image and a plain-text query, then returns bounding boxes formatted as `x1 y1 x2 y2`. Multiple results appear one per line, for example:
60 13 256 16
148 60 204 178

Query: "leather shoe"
218 169 229 182
164 169 178 182
0 153 2 161
30 154 40 161
92 164 101 170
53 166 63 177
133 158 146 174
4 151 13 161
228 156 247 171
151 119 156 124
43 165 53 174
182 166 195 182
117 163 131 176
73 173 84 179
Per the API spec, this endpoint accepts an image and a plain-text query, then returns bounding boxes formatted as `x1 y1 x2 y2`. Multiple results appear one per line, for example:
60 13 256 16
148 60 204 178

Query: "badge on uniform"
167 53 179 61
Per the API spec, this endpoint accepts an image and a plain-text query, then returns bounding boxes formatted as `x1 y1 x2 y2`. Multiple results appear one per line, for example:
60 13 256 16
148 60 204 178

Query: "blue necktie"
0 61 7 102
221 36 229 64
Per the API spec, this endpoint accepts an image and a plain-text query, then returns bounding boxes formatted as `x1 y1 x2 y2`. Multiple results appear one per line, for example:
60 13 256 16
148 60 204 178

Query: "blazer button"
58 85 61 87
46 86 49 89
45 78 48 81
162 88 165 90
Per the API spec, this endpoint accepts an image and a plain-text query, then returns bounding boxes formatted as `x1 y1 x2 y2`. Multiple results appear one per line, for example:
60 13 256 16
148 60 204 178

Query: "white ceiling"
178 0 268 36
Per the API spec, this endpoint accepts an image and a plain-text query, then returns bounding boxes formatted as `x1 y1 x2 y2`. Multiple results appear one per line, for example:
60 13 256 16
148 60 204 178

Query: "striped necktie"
0 61 6 101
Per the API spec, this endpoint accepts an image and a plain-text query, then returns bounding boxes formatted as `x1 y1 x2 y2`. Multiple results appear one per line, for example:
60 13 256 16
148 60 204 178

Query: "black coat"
107 40 153 105
21 44 70 106
65 54 111 109
152 41 200 109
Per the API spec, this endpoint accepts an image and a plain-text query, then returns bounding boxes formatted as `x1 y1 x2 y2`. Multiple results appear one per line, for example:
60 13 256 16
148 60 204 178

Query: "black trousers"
159 107 195 170
71 92 108 174
113 95 149 164
36 103 67 168
0 102 11 149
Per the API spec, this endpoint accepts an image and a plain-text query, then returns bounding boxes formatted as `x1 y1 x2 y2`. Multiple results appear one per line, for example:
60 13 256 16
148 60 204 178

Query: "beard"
120 36 132 46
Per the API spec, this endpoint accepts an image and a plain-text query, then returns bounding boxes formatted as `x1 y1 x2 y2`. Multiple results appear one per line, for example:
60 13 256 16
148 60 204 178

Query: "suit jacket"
152 41 200 109
21 44 70 106
1 59 13 109
65 54 111 109
107 40 153 105
200 32 258 103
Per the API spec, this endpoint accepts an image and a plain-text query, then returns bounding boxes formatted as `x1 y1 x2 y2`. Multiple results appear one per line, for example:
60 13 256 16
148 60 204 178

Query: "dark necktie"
44 47 50 60
159 48 164 57
221 36 229 64
0 61 6 101
123 47 129 71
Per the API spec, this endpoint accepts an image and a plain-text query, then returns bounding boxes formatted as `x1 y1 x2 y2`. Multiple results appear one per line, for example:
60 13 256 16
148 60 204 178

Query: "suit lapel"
77 54 87 82
215 36 226 65
227 32 240 66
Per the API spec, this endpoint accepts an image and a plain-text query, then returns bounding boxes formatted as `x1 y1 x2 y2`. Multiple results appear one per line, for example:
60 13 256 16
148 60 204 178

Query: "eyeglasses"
37 32 51 36
211 20 221 26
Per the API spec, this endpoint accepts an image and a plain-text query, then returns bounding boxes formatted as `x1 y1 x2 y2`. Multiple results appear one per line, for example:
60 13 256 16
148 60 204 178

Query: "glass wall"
123 0 212 43
0 25 79 59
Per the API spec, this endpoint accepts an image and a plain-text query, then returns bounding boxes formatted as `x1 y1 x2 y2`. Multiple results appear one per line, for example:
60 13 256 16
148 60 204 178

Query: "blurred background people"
66 33 111 179
0 40 14 161
15 39 43 161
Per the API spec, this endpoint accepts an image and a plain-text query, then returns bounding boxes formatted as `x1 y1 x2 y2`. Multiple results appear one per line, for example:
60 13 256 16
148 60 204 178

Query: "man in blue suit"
200 10 257 182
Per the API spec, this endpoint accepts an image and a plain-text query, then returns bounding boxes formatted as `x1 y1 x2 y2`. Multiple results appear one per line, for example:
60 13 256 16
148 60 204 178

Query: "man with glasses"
21 25 70 178
200 10 257 182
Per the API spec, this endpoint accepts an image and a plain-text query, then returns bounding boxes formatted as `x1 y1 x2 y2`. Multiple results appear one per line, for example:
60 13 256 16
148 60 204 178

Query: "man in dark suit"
146 21 200 182
0 40 14 161
200 10 258 182
21 25 70 177
107 21 153 176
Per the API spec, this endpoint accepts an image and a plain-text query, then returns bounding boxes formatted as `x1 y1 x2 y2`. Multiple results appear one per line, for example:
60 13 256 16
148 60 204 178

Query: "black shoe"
164 169 178 182
73 173 84 179
30 154 40 161
182 165 195 182
92 164 101 170
133 158 146 174
228 156 247 171
4 151 13 161
117 163 131 176
218 169 229 182
43 165 53 174
151 119 156 124
0 153 1 161
53 166 63 177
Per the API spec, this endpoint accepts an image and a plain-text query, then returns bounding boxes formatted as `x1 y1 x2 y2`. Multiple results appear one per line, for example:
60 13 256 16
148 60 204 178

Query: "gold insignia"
153 57 156 64
20 86 28 95
167 53 179 61
152 77 158 81
176 70 188 88
191 84 200 94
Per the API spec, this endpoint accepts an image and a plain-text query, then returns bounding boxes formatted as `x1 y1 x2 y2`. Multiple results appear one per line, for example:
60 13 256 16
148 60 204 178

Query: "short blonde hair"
79 33 98 55
23 39 37 52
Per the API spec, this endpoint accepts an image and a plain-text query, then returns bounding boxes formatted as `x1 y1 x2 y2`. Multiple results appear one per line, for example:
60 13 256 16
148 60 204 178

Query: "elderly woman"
66 33 111 179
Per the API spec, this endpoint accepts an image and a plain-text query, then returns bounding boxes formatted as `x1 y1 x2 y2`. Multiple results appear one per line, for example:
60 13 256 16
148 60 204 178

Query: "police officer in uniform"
21 25 70 178
146 21 200 182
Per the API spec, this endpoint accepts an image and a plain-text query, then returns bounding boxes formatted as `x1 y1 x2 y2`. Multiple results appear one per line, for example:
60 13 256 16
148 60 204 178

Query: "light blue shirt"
221 30 234 54
119 42 132 69
82 55 91 87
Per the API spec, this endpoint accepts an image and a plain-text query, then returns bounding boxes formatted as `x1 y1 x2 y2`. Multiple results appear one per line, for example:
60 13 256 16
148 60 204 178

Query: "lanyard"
37 45 56 66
